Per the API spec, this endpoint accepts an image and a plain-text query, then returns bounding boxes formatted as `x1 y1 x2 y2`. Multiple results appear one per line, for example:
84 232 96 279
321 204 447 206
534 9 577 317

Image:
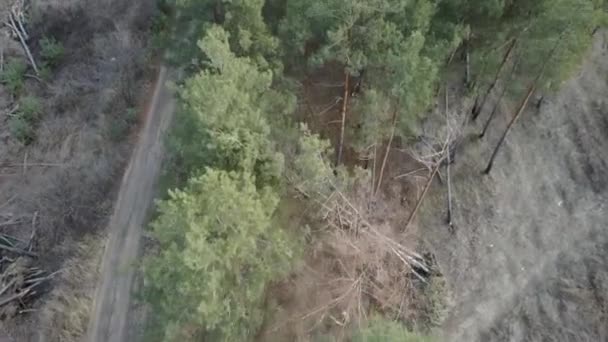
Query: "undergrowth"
0 59 27 95
39 235 105 342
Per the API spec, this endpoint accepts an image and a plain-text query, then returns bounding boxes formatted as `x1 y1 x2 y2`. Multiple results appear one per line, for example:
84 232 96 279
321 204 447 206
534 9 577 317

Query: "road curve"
86 66 175 342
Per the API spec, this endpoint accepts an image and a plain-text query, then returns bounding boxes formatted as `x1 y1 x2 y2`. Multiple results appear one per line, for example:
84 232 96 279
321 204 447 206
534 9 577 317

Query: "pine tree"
170 26 293 185
144 169 295 341
281 0 462 170
165 0 280 69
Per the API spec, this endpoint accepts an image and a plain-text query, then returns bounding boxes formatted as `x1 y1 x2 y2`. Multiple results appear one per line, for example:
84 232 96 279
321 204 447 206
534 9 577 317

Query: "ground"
419 31 608 341
86 66 174 342
0 0 154 340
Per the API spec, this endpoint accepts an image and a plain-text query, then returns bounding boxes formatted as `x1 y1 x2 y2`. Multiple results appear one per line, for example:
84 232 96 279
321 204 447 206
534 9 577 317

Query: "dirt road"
86 66 174 342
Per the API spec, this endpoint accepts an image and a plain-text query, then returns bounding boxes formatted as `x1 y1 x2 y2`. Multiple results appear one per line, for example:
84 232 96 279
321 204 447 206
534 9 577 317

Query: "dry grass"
38 234 105 342
259 173 438 341
0 0 154 339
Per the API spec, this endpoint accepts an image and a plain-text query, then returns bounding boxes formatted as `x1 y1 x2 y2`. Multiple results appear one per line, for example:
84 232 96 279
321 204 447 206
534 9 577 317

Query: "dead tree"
444 87 453 228
483 35 563 174
479 56 521 139
375 108 398 195
471 38 517 121
0 258 56 318
336 71 350 166
350 69 365 97
4 0 38 74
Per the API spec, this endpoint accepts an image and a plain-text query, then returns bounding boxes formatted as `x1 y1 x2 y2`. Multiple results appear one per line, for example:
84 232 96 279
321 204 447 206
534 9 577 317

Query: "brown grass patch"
38 234 105 342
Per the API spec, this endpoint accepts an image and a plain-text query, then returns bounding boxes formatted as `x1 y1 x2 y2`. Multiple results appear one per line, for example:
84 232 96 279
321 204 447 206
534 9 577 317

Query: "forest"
142 0 607 341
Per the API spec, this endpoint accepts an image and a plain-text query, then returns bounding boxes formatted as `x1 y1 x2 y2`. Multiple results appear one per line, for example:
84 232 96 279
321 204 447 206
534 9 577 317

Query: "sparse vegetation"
18 95 43 121
0 58 27 95
107 107 138 141
351 317 435 342
0 0 154 339
39 36 65 67
8 96 43 144
39 235 105 342
8 115 35 144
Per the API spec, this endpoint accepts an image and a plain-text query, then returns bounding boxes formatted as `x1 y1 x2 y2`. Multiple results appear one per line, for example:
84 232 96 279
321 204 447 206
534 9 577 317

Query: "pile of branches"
0 211 56 319
275 172 433 334
0 256 55 319
308 187 431 326
3 0 38 74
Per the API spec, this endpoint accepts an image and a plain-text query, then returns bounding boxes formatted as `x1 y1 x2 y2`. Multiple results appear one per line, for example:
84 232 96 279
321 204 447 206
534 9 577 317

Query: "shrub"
0 59 27 95
352 317 435 342
107 108 138 141
144 170 295 341
19 96 43 122
9 116 35 144
39 37 65 67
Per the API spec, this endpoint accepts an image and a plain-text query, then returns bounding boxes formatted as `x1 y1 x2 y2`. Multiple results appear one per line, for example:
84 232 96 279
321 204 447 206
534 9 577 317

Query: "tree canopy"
170 26 294 185
147 0 608 339
144 169 294 341
168 0 281 68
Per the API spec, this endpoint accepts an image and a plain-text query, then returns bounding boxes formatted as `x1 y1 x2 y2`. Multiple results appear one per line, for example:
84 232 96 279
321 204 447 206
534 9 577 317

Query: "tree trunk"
472 38 517 121
336 71 350 166
465 39 471 86
404 159 443 231
375 109 398 195
479 92 503 139
445 86 453 227
446 145 453 227
479 57 520 139
483 33 563 174
483 84 535 174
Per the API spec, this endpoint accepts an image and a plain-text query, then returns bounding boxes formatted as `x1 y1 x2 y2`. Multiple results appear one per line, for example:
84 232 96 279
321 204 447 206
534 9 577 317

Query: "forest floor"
86 66 174 342
420 31 608 341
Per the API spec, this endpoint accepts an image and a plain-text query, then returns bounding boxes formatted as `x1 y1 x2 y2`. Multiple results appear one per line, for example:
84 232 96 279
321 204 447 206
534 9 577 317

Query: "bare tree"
471 38 517 121
483 34 562 174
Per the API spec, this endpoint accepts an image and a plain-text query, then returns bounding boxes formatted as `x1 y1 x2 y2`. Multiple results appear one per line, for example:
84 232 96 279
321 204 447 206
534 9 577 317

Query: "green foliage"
19 96 43 122
107 107 137 141
289 124 357 203
8 96 43 144
0 59 27 95
422 276 450 328
351 317 435 342
9 116 34 144
290 124 334 196
280 0 462 142
456 0 605 95
317 317 435 342
39 36 65 67
143 169 295 341
163 0 281 70
171 26 291 185
517 0 603 90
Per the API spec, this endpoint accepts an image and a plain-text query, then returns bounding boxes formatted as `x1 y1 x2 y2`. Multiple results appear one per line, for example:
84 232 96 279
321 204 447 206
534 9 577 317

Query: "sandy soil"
420 32 608 341
86 66 174 342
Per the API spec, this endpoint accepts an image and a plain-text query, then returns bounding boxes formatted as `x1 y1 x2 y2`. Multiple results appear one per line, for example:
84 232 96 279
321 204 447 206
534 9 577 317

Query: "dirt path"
86 66 175 342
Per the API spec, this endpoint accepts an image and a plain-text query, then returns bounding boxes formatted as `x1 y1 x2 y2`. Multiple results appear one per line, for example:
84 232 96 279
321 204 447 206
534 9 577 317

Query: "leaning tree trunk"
483 32 563 174
404 159 444 231
375 109 398 195
336 71 350 166
483 83 536 174
472 38 517 121
479 57 521 139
